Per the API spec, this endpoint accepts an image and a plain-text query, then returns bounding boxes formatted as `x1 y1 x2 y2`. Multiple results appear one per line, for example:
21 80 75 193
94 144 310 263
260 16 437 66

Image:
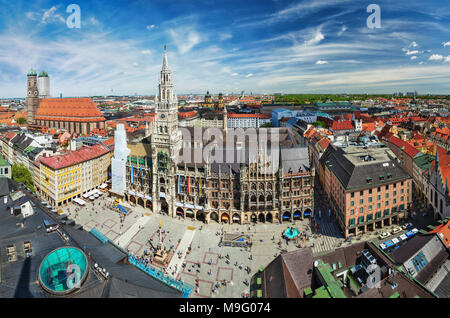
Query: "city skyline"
0 0 450 98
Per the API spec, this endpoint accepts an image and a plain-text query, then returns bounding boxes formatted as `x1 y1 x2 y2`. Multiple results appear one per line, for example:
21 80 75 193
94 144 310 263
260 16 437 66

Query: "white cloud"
146 24 156 30
443 42 450 47
219 33 232 41
409 41 418 48
445 56 450 62
141 50 151 55
169 28 203 54
304 64 450 87
246 73 253 77
405 50 419 56
305 29 324 46
315 60 328 65
231 73 239 76
429 54 444 61
41 6 65 24
337 25 347 37
26 6 65 24
410 56 417 60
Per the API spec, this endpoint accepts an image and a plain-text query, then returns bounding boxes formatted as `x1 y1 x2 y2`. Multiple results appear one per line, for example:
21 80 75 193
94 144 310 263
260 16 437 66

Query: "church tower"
26 69 39 125
217 92 223 109
151 46 182 217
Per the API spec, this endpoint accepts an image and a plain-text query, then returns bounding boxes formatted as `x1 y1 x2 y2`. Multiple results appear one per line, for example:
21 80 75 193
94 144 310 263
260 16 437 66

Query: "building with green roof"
0 154 11 179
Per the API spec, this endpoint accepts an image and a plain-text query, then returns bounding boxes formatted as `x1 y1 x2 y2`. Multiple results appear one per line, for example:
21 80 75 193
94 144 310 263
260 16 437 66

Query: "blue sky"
0 0 450 97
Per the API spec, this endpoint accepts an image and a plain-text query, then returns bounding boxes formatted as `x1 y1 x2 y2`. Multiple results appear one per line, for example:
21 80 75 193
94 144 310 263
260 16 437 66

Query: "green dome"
27 69 37 76
38 247 88 295
39 70 49 77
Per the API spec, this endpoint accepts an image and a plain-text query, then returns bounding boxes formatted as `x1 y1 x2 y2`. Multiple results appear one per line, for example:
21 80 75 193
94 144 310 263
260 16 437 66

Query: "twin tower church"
112 46 315 224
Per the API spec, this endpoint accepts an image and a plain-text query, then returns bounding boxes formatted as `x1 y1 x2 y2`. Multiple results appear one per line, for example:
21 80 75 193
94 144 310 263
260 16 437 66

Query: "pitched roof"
40 144 110 170
331 120 354 131
36 98 105 121
429 219 450 248
387 136 420 158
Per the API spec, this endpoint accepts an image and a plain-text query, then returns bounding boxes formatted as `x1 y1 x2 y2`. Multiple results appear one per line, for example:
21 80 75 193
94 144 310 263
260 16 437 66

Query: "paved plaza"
62 193 430 298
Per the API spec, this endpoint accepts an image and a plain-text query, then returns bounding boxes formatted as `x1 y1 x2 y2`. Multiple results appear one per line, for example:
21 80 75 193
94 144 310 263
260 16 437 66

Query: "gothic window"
157 151 168 172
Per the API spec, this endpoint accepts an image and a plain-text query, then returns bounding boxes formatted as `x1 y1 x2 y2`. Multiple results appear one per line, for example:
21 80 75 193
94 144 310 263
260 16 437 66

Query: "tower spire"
162 44 169 70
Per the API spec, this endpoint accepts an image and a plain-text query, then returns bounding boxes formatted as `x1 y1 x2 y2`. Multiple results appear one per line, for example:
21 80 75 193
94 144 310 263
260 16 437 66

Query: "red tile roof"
317 137 331 152
40 144 110 170
36 98 105 122
331 120 354 131
429 219 450 248
387 136 420 158
178 111 197 118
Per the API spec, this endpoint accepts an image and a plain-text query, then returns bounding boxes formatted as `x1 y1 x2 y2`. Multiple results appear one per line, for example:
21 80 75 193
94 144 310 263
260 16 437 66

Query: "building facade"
320 144 412 238
119 47 315 224
39 144 111 206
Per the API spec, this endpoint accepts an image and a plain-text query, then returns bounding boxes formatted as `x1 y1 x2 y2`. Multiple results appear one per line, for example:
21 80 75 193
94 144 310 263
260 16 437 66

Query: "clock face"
161 114 166 119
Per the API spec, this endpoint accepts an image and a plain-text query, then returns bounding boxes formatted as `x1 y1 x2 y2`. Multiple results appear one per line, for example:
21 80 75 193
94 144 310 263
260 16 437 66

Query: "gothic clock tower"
151 46 182 217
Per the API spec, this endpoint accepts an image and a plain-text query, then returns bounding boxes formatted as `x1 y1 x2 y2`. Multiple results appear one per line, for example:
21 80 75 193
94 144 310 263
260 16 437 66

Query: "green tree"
312 120 326 128
12 163 35 192
16 117 27 125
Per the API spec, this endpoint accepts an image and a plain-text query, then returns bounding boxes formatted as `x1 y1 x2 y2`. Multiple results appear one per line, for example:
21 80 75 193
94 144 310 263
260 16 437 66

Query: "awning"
194 205 203 210
233 216 240 221
186 210 194 215
99 183 107 189
185 203 195 209
144 195 152 200
176 210 184 215
304 211 311 216
73 197 86 205
221 214 229 220
176 202 184 207
136 193 144 198
283 215 290 219
159 192 166 198
128 190 136 196
293 211 301 216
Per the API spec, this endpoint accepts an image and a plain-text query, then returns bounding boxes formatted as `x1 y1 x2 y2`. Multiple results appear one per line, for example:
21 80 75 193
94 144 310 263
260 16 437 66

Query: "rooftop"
40 144 110 170
36 98 106 122
321 144 410 190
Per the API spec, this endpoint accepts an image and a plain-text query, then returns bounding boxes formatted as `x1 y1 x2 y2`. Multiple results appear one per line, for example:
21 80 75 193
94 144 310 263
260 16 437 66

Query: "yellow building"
39 144 111 206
